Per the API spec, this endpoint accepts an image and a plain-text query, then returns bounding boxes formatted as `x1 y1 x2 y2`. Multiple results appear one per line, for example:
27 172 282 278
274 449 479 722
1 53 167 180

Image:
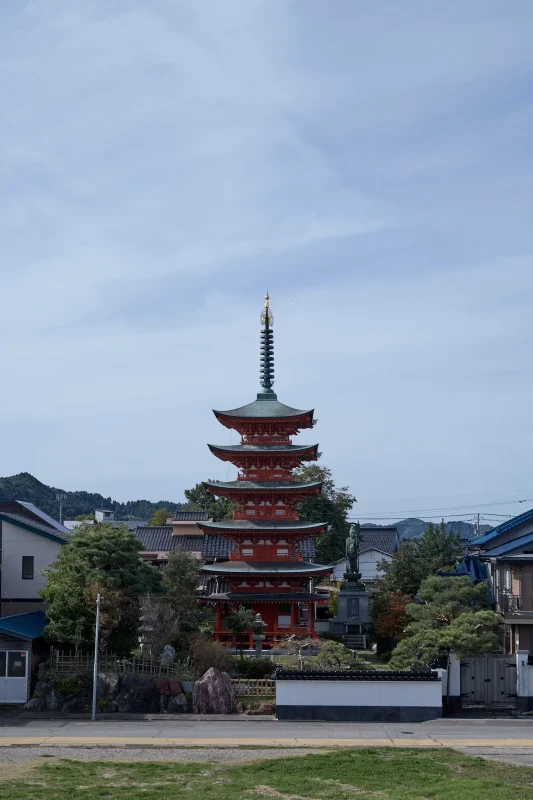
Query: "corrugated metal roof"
469 508 533 546
17 502 71 534
0 512 68 542
0 610 47 640
480 531 533 557
172 511 209 521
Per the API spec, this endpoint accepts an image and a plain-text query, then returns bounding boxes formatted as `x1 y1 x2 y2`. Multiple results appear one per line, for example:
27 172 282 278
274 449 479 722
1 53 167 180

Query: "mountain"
0 473 179 522
362 517 492 541
390 517 491 541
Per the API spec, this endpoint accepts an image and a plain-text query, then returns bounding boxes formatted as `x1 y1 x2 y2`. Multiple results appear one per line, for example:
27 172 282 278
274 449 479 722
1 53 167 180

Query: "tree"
184 482 236 521
377 540 426 596
370 592 410 643
148 507 173 526
138 595 183 657
161 548 202 649
75 513 94 521
377 523 464 597
41 522 162 651
225 606 264 657
294 464 356 563
389 576 501 669
416 522 463 575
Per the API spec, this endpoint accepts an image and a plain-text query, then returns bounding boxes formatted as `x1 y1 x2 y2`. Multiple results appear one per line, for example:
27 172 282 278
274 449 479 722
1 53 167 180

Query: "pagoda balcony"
241 435 292 445
238 469 293 481
233 509 298 520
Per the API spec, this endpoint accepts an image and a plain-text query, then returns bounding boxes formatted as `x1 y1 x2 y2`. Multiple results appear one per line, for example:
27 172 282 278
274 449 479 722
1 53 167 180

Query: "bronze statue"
346 522 361 579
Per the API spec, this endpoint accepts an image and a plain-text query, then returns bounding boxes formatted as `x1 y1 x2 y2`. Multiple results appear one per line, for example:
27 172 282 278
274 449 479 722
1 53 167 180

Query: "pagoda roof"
197 520 326 533
204 480 322 493
208 443 319 455
202 592 328 603
202 560 331 575
213 398 314 422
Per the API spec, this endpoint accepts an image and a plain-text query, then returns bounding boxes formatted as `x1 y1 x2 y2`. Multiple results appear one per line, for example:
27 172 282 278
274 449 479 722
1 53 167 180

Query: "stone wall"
25 672 196 714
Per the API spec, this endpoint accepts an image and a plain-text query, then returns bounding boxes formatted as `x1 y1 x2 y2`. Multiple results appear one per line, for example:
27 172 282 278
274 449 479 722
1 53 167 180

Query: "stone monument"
328 523 372 649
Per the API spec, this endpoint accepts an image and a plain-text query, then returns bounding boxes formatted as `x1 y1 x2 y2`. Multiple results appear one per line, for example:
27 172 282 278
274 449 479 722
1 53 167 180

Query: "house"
330 526 399 583
0 610 48 703
0 499 68 617
471 509 533 654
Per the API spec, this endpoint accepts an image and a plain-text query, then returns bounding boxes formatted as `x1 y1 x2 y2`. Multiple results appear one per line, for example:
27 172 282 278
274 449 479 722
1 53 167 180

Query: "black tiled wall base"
276 705 442 722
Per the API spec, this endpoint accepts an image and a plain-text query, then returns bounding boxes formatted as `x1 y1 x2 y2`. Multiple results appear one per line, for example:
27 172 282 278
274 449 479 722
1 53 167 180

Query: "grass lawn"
2 749 533 799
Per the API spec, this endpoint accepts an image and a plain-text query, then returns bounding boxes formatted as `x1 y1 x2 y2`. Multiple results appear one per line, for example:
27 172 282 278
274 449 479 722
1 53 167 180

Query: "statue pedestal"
329 575 371 650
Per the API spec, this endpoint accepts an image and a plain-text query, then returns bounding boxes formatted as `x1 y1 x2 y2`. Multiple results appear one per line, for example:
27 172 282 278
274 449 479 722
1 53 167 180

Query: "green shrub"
232 658 274 678
56 677 84 696
379 650 392 663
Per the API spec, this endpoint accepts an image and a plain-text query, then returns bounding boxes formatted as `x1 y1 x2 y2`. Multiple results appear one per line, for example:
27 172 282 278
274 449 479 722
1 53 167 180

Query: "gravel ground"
0 746 323 764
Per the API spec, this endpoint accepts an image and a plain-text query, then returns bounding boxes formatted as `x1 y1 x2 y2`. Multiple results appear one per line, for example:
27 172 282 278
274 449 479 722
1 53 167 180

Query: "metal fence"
231 678 275 696
49 649 185 678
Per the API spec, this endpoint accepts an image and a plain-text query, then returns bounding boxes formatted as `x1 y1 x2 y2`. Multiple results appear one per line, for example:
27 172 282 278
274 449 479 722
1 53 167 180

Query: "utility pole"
91 593 101 722
56 493 67 525
475 513 481 537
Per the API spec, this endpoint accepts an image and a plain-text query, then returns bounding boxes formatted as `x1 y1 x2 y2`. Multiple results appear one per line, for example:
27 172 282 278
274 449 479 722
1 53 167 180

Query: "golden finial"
265 291 270 309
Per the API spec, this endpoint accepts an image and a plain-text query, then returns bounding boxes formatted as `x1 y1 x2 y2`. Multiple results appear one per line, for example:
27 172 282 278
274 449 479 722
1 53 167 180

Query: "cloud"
0 1 532 525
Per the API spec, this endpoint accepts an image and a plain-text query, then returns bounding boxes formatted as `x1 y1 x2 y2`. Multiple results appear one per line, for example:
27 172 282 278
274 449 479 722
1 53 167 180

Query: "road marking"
1 737 533 748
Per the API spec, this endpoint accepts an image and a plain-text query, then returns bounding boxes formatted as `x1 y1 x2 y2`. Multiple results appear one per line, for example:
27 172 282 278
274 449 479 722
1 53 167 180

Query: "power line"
351 498 533 518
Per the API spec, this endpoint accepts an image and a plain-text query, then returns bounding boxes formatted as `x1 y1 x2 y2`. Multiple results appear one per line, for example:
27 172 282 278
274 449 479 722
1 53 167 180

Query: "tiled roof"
204 480 322 491
135 527 204 555
136 528 316 561
198 520 325 533
208 444 318 454
214 398 313 419
0 512 68 542
172 511 209 521
202 560 331 574
359 527 399 555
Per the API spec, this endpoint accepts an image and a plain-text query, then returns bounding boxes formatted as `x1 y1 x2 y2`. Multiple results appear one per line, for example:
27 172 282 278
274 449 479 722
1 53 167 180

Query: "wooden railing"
49 649 185 678
231 678 275 696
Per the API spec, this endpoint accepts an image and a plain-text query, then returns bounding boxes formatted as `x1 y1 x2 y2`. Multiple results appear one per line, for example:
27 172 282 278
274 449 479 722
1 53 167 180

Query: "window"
242 548 253 556
7 651 26 678
277 548 289 556
21 556 34 580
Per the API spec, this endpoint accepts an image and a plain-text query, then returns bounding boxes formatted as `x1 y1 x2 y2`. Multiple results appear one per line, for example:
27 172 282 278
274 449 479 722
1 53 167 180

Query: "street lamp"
56 493 68 525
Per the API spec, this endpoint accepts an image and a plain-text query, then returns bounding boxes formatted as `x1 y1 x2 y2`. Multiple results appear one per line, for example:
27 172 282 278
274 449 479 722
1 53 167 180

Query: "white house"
0 500 68 617
64 509 147 532
331 526 399 583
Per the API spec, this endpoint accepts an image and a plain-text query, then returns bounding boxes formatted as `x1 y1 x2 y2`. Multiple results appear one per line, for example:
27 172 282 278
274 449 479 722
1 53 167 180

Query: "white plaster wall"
276 679 442 707
1 521 62 600
331 552 392 583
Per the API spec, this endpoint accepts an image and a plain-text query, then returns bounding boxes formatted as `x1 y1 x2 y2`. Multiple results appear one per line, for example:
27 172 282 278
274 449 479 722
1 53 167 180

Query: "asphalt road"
2 718 533 767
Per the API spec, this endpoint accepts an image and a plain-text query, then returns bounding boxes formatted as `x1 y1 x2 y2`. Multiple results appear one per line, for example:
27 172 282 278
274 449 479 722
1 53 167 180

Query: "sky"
1 1 533 526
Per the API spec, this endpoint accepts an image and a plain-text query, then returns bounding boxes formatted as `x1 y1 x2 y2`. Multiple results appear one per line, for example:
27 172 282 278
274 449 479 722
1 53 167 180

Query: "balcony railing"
498 592 533 614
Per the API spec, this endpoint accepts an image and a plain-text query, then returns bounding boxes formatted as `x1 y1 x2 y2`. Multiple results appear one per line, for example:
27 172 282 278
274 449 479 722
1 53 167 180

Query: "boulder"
235 702 245 715
168 679 183 696
180 680 196 696
24 697 45 712
168 693 187 713
153 678 171 696
61 697 85 713
116 674 159 713
98 672 120 700
45 686 62 711
193 668 234 714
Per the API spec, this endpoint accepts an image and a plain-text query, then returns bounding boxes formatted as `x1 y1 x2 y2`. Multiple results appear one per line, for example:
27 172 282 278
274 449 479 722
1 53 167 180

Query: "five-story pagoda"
198 294 331 647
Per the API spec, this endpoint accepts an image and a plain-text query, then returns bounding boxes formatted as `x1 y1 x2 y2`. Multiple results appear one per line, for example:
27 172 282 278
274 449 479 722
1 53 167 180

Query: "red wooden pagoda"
198 293 331 647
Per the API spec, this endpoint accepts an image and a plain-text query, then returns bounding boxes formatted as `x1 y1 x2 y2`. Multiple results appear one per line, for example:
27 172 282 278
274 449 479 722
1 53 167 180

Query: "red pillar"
215 603 222 633
307 602 314 635
290 602 298 631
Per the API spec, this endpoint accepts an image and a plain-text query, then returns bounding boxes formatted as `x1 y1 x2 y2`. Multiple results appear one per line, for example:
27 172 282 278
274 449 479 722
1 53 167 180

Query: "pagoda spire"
258 291 277 400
